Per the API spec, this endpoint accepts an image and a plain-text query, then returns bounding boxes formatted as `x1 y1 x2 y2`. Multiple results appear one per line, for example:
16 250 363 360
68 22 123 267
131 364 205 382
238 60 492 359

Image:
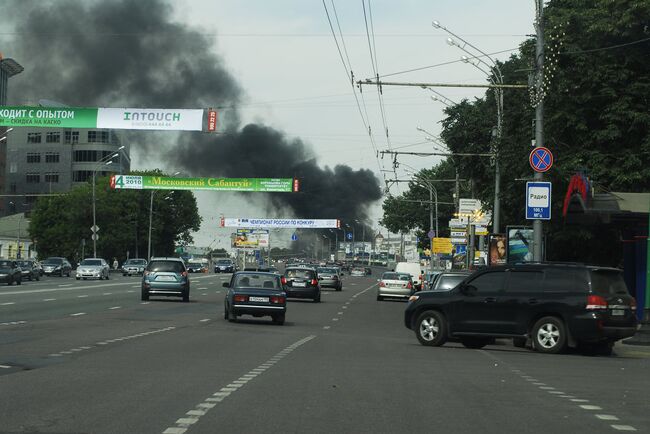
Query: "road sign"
454 245 467 255
529 147 553 173
291 233 298 241
346 232 353 240
526 182 552 220
458 198 481 214
427 230 436 239
91 225 99 233
91 234 99 241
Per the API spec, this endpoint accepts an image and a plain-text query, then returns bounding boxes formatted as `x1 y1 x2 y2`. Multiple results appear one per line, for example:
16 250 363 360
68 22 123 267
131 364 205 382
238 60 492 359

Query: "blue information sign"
346 232 353 240
526 182 552 220
291 233 298 241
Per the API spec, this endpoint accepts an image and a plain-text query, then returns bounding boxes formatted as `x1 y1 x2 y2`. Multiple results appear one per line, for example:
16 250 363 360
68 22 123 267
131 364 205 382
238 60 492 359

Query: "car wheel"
182 289 189 303
532 316 567 354
16 277 21 285
272 314 285 325
76 277 80 280
513 337 527 348
313 293 321 303
460 337 490 349
123 273 127 276
28 275 32 281
415 310 447 347
224 303 229 320
36 274 40 281
141 289 149 301
336 285 342 291
105 273 109 280
67 270 71 277
377 295 383 301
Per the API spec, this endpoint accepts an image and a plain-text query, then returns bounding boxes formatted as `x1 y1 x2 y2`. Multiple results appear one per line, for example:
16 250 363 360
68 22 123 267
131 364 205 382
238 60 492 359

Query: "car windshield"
80 259 102 266
234 273 280 289
590 270 630 296
217 260 232 265
125 259 146 265
436 275 467 291
382 272 410 281
189 262 203 267
318 267 338 274
0 260 13 267
285 268 315 279
43 258 63 265
17 261 32 267
147 261 184 273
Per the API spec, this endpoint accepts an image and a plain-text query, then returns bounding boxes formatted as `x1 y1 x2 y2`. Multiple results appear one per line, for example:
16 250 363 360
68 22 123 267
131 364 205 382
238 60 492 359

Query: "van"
394 262 424 290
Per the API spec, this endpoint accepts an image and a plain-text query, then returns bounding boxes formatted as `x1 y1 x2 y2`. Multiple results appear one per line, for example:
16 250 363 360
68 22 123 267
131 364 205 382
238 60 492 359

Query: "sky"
177 0 535 247
1 0 537 250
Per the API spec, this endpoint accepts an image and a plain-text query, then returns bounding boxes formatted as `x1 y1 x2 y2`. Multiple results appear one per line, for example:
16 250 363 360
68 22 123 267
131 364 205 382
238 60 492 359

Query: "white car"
76 258 110 280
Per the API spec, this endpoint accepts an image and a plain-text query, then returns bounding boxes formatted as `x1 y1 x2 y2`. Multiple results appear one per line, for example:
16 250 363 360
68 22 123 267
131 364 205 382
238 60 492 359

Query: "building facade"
4 127 130 215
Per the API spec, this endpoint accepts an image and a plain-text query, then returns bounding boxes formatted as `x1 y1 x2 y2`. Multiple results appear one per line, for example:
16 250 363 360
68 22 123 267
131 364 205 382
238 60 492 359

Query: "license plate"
156 275 175 281
612 309 624 316
249 296 269 302
293 281 306 287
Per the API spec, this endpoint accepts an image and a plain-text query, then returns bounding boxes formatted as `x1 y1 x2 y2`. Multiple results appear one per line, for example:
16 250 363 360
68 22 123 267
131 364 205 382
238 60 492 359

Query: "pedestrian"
113 258 118 270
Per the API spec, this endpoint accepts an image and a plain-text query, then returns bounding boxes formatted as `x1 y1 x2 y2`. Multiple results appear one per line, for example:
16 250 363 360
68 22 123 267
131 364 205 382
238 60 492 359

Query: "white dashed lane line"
70 312 86 317
0 320 26 327
43 298 56 301
108 306 121 310
162 335 315 434
1 302 15 306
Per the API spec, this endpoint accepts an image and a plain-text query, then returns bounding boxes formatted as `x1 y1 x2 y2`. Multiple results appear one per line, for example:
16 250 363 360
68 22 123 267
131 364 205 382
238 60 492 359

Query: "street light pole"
147 190 154 260
92 155 117 258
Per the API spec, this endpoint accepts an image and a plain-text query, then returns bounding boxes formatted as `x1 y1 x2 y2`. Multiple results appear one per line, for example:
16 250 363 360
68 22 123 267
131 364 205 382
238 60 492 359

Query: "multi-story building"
4 127 130 215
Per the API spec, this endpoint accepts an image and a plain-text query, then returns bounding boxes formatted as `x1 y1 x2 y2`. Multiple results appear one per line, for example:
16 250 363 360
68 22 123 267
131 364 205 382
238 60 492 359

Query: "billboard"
233 229 269 249
221 218 339 229
0 106 207 131
488 234 507 266
110 175 297 192
506 226 534 263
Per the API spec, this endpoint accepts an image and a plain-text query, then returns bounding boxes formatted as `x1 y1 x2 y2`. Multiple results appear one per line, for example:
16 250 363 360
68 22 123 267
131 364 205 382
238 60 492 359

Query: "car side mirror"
222 282 230 288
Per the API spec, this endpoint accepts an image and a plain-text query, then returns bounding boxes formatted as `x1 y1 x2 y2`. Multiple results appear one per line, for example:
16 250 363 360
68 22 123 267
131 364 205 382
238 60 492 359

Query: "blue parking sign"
526 182 551 220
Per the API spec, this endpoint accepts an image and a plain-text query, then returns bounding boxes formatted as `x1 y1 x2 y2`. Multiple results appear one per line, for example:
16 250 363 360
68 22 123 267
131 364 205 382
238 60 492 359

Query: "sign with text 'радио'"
110 175 297 192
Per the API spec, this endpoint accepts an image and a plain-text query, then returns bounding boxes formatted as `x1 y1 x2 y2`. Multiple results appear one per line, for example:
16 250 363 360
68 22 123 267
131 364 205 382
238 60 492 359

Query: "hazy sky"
177 0 535 246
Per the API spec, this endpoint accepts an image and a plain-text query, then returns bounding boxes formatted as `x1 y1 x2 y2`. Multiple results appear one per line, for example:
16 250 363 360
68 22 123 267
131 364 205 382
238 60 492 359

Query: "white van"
394 262 424 290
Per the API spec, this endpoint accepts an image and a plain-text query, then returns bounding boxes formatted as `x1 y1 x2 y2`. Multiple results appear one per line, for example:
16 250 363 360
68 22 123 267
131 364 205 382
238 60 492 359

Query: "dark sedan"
16 260 40 281
282 266 321 302
0 260 22 285
223 272 287 325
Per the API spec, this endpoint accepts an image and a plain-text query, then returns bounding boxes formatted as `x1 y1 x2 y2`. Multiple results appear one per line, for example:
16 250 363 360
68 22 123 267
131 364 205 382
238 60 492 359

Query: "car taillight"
311 279 318 286
270 296 285 304
586 294 608 310
144 271 150 276
406 281 412 289
234 295 248 302
280 276 287 285
379 281 386 287
181 271 188 277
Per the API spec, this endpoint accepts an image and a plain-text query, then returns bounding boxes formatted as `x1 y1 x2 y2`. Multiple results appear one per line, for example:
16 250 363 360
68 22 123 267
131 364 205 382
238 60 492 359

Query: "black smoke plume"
2 0 382 229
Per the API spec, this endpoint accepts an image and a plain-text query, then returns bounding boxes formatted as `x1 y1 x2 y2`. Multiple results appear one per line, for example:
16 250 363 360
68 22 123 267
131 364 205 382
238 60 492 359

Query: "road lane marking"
0 321 27 326
1 302 15 306
103 292 113 295
596 415 619 421
611 426 636 431
580 405 603 410
58 284 73 287
323 326 330 329
200 319 210 322
70 312 86 316
0 364 11 369
0 281 137 296
109 306 121 310
127 290 135 293
571 399 590 402
43 298 56 301
162 335 316 434
77 295 88 298
198 287 208 290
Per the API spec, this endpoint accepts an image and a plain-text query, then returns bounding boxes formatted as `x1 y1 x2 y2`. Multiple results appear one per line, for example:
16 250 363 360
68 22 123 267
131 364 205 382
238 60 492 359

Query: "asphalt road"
1 269 649 433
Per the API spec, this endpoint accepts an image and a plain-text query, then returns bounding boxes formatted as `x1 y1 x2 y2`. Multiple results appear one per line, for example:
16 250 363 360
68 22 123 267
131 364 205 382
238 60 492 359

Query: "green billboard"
110 175 299 193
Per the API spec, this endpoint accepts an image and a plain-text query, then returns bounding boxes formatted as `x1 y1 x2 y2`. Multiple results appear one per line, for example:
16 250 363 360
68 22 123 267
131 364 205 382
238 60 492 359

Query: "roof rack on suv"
512 261 585 266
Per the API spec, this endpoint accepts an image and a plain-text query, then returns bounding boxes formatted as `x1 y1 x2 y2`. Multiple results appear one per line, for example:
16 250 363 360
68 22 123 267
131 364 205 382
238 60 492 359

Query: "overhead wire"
323 0 386 182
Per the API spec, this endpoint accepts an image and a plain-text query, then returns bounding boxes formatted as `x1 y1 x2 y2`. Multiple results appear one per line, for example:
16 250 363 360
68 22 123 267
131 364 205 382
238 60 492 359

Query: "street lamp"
433 20 503 233
147 172 180 260
329 229 338 259
92 154 118 258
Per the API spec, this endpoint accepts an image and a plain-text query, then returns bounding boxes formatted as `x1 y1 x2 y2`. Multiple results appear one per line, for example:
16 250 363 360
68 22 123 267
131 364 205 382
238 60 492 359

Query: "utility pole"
533 0 545 261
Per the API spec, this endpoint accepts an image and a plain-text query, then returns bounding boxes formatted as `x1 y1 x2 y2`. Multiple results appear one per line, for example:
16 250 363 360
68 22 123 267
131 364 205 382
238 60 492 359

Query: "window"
88 130 109 143
466 271 506 293
45 152 60 163
46 132 61 143
9 163 17 173
505 271 543 292
26 153 41 163
64 131 79 144
543 269 578 293
44 172 59 183
26 173 40 183
9 183 16 193
27 133 42 143
73 170 93 182
73 150 113 162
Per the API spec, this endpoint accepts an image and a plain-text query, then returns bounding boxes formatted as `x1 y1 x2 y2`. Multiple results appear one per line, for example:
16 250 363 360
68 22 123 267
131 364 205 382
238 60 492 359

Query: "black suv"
405 263 637 354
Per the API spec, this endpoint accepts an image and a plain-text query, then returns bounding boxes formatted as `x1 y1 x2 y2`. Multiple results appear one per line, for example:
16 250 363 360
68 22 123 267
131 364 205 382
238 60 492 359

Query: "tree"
29 170 202 262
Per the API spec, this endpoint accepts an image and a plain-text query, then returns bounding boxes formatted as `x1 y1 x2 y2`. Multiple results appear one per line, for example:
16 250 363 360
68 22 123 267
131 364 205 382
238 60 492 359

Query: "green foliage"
29 170 202 263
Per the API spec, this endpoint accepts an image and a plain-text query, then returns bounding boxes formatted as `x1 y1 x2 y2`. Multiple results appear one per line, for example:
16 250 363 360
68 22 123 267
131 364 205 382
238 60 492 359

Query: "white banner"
221 218 340 229
97 108 204 131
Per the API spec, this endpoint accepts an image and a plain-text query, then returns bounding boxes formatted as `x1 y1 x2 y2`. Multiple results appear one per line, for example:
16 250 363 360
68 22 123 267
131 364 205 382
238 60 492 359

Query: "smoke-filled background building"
0 0 383 249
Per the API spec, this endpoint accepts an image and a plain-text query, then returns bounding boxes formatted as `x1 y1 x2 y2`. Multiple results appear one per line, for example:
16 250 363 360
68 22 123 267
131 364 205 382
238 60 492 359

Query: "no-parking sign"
529 147 553 173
